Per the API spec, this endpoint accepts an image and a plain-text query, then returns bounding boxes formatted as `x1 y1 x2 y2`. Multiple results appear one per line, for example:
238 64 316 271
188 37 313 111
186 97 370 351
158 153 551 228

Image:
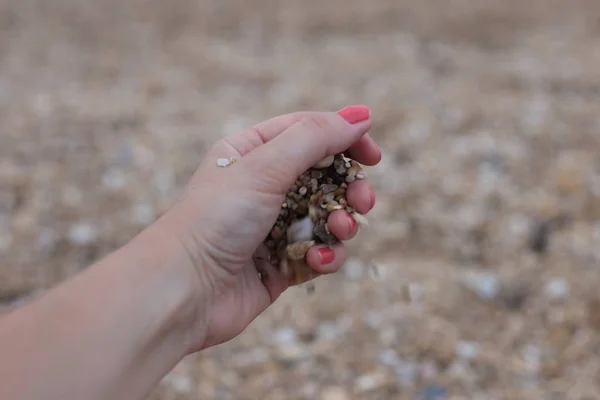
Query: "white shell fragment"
216 157 238 167
287 216 315 244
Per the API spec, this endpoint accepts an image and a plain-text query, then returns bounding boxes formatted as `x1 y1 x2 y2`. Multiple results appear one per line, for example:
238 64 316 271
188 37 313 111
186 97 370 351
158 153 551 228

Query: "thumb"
241 105 372 191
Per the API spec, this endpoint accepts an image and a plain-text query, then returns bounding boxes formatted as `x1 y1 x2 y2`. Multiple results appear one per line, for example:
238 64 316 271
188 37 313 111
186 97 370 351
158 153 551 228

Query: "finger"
345 179 376 215
346 133 382 166
223 111 316 156
305 242 346 274
255 261 289 305
242 105 372 191
326 210 358 241
251 248 289 308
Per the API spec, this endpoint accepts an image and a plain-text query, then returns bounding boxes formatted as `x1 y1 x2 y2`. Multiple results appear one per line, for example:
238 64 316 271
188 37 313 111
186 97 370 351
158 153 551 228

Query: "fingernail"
369 191 376 210
337 105 371 124
319 247 335 265
348 216 357 235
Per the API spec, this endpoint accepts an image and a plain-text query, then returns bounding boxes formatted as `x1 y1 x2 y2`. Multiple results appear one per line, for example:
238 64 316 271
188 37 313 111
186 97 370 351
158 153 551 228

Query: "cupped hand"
158 105 381 352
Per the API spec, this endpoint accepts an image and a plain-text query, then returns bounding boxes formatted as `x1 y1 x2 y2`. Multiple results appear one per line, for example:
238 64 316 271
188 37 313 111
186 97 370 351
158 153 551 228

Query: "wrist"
140 208 225 353
124 218 209 355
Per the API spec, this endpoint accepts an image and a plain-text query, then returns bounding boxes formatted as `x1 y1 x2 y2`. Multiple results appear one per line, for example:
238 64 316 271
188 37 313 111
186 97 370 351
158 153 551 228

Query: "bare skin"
0 106 381 400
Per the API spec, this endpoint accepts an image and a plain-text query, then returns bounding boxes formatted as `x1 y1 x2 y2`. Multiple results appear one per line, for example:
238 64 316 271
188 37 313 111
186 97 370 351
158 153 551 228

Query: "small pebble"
455 340 480 360
419 361 439 380
155 169 176 194
365 311 383 328
68 223 98 246
462 271 500 300
320 386 350 400
231 347 269 368
316 322 339 340
273 326 298 345
395 361 418 387
354 373 385 393
545 278 569 301
217 158 232 167
163 372 193 394
37 228 58 254
0 231 12 253
274 343 311 366
378 348 401 367
419 384 448 400
133 203 156 226
102 168 127 191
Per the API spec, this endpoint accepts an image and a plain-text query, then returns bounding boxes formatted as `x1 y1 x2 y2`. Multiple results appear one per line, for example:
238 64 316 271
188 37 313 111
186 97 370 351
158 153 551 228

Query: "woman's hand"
158 105 381 352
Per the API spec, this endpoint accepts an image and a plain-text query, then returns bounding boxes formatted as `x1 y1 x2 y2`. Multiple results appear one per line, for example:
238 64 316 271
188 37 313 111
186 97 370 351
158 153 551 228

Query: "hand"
158 105 381 352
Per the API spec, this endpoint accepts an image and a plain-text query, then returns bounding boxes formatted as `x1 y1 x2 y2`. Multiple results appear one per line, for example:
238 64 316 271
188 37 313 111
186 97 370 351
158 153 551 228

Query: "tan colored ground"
2 0 600 398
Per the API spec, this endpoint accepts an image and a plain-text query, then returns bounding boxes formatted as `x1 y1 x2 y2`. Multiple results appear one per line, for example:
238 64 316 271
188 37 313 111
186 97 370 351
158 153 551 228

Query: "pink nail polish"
319 247 335 264
348 216 357 234
337 105 371 124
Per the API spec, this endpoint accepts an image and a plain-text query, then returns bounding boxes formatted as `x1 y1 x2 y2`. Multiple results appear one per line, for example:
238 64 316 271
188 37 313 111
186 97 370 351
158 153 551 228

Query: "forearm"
0 223 202 400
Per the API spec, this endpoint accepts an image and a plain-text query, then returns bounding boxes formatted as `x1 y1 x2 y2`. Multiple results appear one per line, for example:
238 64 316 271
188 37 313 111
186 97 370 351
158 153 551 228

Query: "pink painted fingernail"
319 247 335 265
337 105 371 124
348 216 357 234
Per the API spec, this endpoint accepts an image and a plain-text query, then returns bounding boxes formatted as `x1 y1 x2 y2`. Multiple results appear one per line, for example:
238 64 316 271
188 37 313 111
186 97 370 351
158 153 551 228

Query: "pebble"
316 322 339 340
462 271 500 300
418 384 448 400
274 343 311 366
155 169 176 194
163 372 193 394
102 168 127 191
365 311 383 328
378 348 401 367
133 203 156 226
68 223 98 246
217 158 232 167
545 278 569 301
231 347 270 369
395 361 418 387
0 230 12 253
455 340 480 360
273 326 298 346
320 386 350 400
354 373 386 393
419 361 439 380
37 228 58 254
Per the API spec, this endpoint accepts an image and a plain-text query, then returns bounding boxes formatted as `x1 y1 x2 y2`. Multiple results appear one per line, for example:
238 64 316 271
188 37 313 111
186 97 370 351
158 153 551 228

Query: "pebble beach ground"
2 0 600 398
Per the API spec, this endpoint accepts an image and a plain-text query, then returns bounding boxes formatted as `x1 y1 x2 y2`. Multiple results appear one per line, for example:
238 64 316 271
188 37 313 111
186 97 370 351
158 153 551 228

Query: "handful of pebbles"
264 153 368 286
217 152 369 287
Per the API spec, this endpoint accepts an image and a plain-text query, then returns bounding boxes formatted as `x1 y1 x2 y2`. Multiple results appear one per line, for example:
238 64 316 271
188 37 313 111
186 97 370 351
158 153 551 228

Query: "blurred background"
1 0 600 398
